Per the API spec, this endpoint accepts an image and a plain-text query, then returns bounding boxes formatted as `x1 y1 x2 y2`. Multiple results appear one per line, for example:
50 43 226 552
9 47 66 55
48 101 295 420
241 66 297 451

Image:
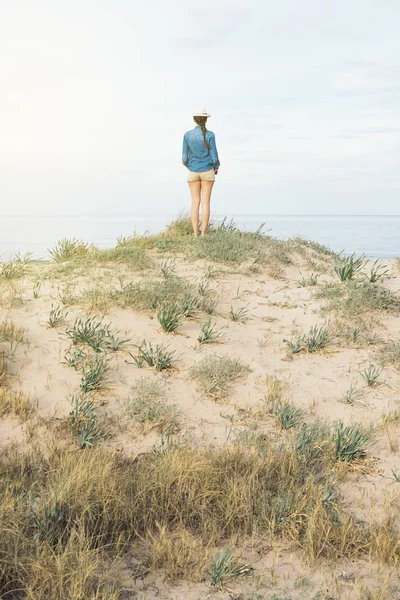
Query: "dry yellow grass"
1 432 400 597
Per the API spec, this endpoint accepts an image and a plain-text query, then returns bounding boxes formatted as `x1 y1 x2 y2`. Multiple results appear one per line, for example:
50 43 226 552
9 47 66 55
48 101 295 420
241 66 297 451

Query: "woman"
182 108 220 237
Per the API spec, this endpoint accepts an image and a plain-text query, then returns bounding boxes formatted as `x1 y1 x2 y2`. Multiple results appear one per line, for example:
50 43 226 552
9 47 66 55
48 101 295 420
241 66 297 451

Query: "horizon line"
2 213 400 218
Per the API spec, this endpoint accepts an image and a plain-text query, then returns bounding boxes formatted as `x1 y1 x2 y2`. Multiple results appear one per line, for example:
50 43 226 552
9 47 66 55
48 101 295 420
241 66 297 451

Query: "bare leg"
200 181 214 236
188 181 201 237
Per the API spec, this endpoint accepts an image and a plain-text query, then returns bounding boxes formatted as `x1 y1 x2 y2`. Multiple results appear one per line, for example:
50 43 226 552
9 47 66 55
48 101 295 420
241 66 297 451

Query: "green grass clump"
362 260 390 283
197 319 222 345
269 399 306 430
48 238 90 262
111 275 195 312
316 281 400 317
284 324 330 354
47 304 68 328
30 500 71 548
378 342 400 370
334 422 373 462
129 340 176 372
126 378 180 433
359 363 383 387
66 316 111 349
180 293 201 318
160 259 177 278
292 236 335 256
89 245 152 269
182 219 295 266
157 303 182 333
65 316 130 352
63 347 87 370
0 253 32 280
296 420 331 461
229 304 250 322
297 272 320 287
68 394 109 448
189 354 251 400
164 214 193 237
334 252 367 281
343 383 363 405
80 355 109 393
205 547 247 588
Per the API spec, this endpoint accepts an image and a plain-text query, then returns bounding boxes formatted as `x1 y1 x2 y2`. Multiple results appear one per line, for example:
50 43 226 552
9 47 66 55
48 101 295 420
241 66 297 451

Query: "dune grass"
126 378 180 433
189 354 251 400
316 280 400 318
1 431 399 597
378 342 400 370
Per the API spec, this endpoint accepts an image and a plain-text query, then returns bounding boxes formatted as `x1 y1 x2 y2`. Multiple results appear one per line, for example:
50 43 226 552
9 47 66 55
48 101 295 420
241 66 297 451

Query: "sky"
1 0 400 216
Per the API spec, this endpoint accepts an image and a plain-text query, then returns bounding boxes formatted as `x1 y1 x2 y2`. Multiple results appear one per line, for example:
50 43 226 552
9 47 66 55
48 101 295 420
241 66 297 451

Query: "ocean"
0 215 398 261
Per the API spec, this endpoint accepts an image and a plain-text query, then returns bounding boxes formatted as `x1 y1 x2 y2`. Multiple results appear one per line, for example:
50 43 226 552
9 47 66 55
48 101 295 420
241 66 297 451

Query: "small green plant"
362 260 390 283
129 340 176 372
48 238 89 262
216 217 240 233
197 319 222 345
334 422 372 461
31 501 70 547
304 324 330 352
359 363 383 387
334 252 367 281
229 304 250 322
344 383 363 404
57 283 76 306
160 259 177 278
202 296 218 314
269 399 305 430
65 316 111 351
296 420 330 459
157 303 181 333
103 331 131 351
284 324 330 354
68 393 109 448
197 277 211 296
0 252 32 280
47 304 68 328
80 355 109 393
204 265 218 279
63 347 87 370
179 293 200 318
297 272 320 287
391 469 400 483
284 334 304 353
205 547 247 588
33 281 41 298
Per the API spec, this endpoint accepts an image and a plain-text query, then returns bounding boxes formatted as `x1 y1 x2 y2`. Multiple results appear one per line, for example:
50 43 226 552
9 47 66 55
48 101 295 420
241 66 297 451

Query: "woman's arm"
182 134 190 167
209 133 220 170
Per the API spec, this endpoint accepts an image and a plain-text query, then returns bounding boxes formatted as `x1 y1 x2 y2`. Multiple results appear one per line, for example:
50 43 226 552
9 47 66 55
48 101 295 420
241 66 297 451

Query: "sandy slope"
1 251 400 599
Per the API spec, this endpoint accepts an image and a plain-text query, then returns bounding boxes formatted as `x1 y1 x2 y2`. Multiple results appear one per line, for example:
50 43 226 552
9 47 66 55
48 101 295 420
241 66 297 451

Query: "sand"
1 245 400 599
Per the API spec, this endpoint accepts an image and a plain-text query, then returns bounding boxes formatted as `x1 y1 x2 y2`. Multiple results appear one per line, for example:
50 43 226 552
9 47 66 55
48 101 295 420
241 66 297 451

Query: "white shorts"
187 168 215 182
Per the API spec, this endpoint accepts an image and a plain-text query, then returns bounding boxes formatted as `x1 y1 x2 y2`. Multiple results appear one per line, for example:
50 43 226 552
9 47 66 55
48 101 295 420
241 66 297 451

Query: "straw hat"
193 108 211 117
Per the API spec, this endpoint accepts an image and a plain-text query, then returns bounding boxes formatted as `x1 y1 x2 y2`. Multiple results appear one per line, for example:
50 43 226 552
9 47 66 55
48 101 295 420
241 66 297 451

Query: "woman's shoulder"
207 129 215 137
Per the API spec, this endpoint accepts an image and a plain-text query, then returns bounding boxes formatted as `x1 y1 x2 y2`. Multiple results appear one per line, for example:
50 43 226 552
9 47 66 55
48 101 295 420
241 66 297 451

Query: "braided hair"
193 116 211 150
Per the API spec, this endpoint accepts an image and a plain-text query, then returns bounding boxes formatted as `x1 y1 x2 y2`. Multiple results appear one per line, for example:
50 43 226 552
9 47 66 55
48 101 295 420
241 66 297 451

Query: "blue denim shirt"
182 126 220 173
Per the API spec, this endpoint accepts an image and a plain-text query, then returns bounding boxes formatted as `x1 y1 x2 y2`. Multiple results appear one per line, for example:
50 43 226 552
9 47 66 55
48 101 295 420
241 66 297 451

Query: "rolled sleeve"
182 134 189 167
209 133 220 169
